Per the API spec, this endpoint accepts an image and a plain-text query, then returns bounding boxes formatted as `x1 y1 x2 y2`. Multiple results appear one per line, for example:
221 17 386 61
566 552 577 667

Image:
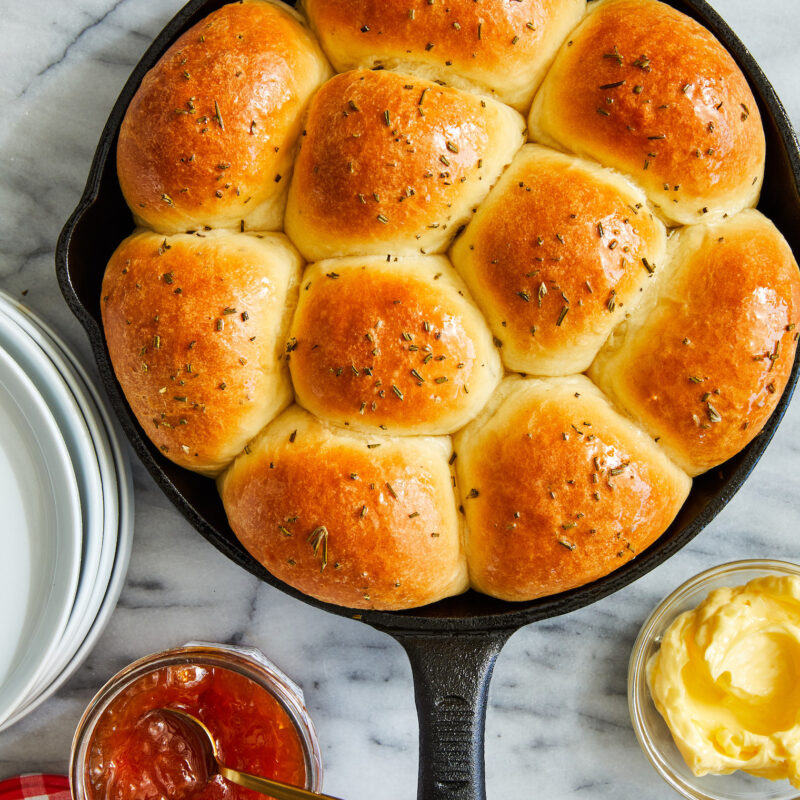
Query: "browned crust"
117 0 330 233
530 0 764 224
218 407 467 609
455 376 690 601
101 229 301 475
288 257 499 433
451 145 665 372
591 212 800 476
302 0 585 109
285 69 523 258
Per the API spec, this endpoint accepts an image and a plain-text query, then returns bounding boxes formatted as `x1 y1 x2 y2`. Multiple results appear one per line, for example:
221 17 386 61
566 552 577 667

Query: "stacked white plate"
0 290 133 731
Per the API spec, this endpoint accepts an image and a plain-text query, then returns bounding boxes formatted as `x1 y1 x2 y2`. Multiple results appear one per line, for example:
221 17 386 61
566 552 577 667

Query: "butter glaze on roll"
288 255 501 434
117 0 332 234
454 375 691 602
102 0 800 612
529 0 765 226
218 405 468 610
101 229 302 476
284 69 525 261
589 210 800 477
450 144 666 375
300 0 585 112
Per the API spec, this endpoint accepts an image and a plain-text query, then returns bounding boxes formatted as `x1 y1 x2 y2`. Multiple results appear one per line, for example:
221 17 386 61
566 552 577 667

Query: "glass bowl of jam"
629 559 800 800
70 642 322 800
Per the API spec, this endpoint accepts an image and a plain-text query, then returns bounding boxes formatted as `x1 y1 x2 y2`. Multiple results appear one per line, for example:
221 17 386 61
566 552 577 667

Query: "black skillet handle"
388 629 512 800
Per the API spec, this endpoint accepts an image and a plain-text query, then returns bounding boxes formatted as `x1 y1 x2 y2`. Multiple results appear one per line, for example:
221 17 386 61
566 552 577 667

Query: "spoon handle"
218 765 344 800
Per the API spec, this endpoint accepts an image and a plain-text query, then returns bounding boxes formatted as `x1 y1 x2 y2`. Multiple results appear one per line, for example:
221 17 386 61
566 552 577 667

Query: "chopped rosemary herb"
538 282 548 306
558 538 576 551
307 526 329 570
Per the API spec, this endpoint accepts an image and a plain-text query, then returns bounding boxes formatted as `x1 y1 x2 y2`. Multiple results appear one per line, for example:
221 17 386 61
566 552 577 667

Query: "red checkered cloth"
0 776 70 800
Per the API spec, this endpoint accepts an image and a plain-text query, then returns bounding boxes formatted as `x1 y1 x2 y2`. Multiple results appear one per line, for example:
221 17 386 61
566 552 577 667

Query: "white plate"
0 345 82 727
0 294 134 729
0 311 104 699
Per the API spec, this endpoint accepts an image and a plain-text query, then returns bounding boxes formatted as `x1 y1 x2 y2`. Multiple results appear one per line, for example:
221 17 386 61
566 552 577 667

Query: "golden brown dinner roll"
300 0 585 111
288 255 501 434
529 0 765 226
589 210 800 477
454 375 691 602
101 229 302 476
284 69 525 260
450 145 666 375
117 0 331 234
218 405 468 610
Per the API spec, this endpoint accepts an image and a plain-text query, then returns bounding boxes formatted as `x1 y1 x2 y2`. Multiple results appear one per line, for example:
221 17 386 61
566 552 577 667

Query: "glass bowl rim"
628 558 800 800
69 641 323 798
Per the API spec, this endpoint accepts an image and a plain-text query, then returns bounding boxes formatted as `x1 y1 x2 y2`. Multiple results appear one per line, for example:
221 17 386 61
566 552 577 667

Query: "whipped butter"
647 575 800 787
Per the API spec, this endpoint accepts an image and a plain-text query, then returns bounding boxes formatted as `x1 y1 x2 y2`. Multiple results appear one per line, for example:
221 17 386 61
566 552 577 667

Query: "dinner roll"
101 229 302 476
529 0 765 226
218 405 468 610
284 69 525 261
288 255 501 434
117 0 331 234
589 210 800 477
450 144 666 375
454 375 691 602
300 0 585 111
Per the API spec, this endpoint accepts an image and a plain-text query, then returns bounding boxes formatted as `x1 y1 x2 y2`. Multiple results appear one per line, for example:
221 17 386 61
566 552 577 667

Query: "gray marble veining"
0 1 798 797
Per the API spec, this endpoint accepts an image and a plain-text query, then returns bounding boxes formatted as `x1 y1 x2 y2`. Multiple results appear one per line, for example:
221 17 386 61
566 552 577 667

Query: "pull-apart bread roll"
102 230 302 476
450 145 666 375
117 0 331 234
301 0 585 111
219 406 468 610
288 256 501 434
589 210 800 477
454 375 691 602
284 69 525 260
529 0 765 226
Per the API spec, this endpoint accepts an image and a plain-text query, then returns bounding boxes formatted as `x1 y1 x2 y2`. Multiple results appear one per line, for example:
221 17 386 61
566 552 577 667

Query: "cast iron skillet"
57 1 800 796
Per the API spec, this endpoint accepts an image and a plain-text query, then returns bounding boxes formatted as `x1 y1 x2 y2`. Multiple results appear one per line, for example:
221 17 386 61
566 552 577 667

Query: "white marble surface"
0 1 798 797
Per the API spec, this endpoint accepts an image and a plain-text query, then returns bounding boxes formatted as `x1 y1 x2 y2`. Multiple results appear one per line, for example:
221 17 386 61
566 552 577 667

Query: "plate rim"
0 345 82 726
0 309 105 689
0 297 134 729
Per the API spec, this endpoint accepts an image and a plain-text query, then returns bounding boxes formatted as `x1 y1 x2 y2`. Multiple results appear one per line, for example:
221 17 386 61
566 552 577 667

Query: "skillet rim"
56 0 800 633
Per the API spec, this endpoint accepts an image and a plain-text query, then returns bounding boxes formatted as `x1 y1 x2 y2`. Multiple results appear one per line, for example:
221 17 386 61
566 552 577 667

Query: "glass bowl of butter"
629 559 800 800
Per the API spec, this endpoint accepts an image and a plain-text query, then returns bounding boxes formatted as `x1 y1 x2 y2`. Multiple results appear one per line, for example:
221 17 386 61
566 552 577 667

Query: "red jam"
85 664 307 800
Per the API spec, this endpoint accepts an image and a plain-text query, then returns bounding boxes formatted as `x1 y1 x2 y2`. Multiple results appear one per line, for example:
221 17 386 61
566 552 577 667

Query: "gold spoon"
158 708 344 800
